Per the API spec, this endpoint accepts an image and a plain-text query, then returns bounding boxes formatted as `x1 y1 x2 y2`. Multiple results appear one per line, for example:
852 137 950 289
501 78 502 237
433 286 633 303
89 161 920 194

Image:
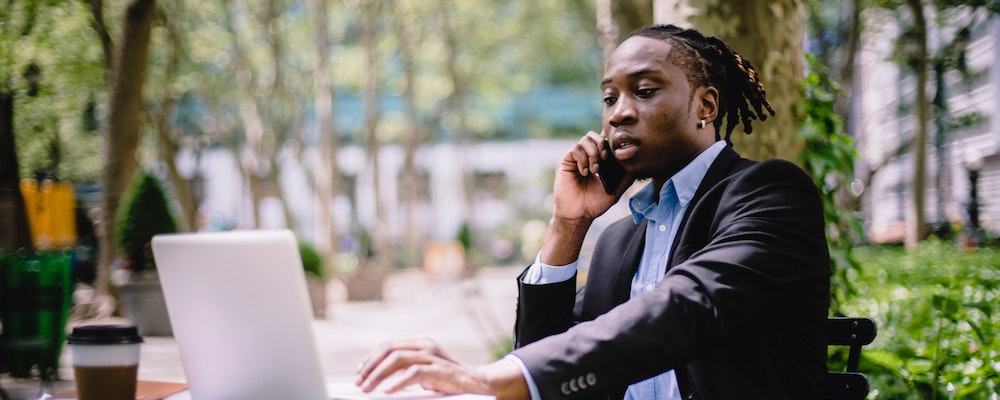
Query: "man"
355 24 830 400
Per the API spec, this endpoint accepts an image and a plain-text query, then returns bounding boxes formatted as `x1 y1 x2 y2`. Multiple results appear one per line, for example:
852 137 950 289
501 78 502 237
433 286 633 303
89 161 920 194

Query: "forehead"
603 36 685 85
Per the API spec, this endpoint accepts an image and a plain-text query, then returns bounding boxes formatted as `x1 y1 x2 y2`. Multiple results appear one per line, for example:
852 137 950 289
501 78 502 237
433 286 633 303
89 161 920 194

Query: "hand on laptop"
354 338 528 400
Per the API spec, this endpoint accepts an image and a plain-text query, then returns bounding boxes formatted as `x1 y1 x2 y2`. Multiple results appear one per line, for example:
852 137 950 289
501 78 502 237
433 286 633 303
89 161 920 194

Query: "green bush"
116 171 177 271
298 239 324 280
844 241 999 399
797 55 865 315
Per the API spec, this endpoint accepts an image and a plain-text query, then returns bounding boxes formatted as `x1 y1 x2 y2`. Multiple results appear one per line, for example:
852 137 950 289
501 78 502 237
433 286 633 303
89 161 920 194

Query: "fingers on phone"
584 131 607 174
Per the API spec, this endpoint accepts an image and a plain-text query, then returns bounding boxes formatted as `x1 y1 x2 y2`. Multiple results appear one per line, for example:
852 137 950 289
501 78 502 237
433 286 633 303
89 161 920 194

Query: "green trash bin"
0 250 73 380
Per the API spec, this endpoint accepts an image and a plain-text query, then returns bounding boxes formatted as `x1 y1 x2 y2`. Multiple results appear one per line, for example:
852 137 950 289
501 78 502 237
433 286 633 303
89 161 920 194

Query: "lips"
611 134 639 161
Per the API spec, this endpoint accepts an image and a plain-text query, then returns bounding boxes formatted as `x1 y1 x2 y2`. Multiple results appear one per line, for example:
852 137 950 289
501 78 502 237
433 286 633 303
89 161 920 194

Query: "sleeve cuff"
521 253 578 285
503 354 541 400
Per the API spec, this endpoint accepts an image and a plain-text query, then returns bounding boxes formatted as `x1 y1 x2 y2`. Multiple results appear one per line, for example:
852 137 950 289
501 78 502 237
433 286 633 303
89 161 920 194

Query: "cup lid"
67 324 144 345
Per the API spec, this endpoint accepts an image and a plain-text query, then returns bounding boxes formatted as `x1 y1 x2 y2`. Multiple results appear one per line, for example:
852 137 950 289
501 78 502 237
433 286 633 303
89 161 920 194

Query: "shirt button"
658 224 667 232
645 283 655 292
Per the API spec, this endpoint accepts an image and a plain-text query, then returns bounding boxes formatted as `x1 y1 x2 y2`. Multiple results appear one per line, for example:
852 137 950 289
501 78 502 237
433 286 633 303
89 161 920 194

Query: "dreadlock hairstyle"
624 24 775 145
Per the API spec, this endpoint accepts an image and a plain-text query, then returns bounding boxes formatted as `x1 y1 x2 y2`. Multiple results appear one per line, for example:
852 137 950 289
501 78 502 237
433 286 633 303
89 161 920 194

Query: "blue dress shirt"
513 141 727 400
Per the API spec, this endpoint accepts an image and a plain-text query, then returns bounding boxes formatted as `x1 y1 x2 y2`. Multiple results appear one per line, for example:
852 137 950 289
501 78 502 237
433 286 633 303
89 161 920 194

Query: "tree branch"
86 0 115 80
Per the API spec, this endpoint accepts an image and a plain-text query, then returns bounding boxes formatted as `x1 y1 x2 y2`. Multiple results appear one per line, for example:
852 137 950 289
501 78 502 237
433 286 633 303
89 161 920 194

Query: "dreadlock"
625 24 775 145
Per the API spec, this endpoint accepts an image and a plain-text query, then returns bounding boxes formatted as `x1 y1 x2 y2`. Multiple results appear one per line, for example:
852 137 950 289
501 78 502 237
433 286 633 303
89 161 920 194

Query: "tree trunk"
87 0 115 83
905 0 930 249
222 0 292 230
311 0 340 275
614 0 653 39
361 0 389 270
439 0 478 275
259 1 297 231
95 0 157 307
837 0 865 214
153 104 199 232
0 91 33 252
838 0 862 121
596 0 619 62
695 0 804 162
153 14 199 232
394 9 425 270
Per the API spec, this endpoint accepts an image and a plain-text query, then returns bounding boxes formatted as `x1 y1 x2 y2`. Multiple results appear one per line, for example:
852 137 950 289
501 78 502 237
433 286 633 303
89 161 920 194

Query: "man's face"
601 36 716 183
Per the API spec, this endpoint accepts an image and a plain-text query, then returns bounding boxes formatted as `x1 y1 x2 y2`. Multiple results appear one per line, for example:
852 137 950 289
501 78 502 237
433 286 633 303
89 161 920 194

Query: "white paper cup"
67 325 143 400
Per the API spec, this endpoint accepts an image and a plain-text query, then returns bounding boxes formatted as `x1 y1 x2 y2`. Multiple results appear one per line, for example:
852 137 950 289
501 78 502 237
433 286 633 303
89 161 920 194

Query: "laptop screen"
152 229 330 400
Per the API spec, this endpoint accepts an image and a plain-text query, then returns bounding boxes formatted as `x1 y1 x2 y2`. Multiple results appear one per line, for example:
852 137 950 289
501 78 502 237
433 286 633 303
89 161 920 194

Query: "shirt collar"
628 141 728 224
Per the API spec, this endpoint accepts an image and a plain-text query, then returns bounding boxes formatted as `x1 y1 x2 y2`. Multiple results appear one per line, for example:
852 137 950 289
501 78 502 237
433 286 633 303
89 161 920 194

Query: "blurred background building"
856 9 999 244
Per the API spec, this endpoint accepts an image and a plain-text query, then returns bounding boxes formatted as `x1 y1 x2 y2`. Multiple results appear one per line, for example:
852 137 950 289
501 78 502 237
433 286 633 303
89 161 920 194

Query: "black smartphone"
596 157 627 194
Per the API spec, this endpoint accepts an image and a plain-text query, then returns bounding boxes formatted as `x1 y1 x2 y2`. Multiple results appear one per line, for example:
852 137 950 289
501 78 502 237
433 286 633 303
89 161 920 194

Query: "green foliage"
116 171 178 271
796 55 864 314
3 1 111 182
457 222 473 251
490 336 514 362
298 239 324 280
5 0 601 186
845 241 1000 399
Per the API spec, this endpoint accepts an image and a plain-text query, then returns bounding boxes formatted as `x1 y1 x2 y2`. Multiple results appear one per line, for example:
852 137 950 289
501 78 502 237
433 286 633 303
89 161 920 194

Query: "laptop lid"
152 229 329 400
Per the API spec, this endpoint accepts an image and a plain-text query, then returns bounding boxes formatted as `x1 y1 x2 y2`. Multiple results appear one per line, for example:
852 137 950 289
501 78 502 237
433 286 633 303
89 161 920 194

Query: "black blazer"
511 147 830 400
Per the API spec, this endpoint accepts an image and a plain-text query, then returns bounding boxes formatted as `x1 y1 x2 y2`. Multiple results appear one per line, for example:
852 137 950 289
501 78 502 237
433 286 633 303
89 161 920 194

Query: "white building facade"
857 8 1000 243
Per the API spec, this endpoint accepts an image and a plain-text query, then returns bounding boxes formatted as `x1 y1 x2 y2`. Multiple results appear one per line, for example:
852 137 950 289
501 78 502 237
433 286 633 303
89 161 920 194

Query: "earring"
697 119 706 129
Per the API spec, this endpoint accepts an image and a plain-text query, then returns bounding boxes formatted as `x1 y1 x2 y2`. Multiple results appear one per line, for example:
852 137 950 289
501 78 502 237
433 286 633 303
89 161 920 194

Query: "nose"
607 97 637 128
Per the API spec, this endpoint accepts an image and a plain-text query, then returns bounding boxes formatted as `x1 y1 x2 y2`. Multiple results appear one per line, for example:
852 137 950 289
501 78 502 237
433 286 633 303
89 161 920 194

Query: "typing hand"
354 338 489 395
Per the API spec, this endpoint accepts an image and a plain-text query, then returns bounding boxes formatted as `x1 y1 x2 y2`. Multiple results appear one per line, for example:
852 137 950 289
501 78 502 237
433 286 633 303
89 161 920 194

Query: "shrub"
116 171 177 272
796 55 865 315
845 241 1000 399
298 239 324 280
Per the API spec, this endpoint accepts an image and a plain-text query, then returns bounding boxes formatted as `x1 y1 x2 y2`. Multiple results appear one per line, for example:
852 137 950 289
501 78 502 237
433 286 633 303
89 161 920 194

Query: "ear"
694 86 720 125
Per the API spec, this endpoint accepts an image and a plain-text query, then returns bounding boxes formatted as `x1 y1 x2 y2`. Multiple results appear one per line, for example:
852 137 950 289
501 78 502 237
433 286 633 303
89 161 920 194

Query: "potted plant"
115 171 177 336
297 239 329 319
343 228 388 301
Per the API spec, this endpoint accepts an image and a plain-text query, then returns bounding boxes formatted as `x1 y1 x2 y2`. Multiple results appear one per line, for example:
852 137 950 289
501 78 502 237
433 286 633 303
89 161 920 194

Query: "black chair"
824 317 877 400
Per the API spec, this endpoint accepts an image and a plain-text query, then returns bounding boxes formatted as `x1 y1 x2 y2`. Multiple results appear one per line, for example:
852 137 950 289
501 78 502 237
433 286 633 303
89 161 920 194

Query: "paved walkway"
1 266 521 399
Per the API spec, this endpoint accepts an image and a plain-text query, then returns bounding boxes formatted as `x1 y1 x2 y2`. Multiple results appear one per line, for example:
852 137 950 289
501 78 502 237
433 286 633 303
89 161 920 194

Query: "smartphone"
596 157 627 194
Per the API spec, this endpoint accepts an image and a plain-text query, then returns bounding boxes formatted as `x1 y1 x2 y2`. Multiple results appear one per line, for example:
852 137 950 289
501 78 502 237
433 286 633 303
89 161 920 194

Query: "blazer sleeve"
512 266 578 348
509 159 830 399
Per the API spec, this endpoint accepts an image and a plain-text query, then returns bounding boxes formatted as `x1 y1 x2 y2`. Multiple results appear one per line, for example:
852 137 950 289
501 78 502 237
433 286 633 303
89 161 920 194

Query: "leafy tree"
307 0 344 287
8 0 610 267
1 1 108 251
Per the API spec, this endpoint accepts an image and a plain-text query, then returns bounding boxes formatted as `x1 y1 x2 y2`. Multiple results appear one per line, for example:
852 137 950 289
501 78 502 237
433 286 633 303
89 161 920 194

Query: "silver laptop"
152 229 331 399
153 229 486 400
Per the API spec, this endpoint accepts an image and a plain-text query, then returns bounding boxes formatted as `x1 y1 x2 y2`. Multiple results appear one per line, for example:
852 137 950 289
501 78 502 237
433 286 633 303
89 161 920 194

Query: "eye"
635 88 658 98
603 95 617 107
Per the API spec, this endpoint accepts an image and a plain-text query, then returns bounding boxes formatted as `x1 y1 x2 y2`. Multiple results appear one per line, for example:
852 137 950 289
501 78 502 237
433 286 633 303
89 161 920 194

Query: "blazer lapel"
667 146 742 268
578 220 647 319
611 222 647 306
